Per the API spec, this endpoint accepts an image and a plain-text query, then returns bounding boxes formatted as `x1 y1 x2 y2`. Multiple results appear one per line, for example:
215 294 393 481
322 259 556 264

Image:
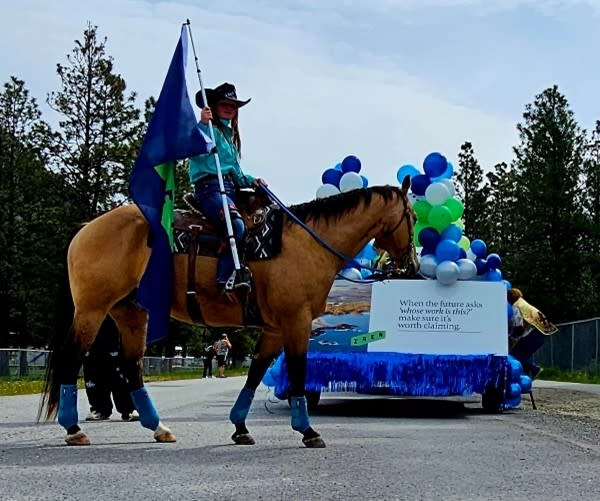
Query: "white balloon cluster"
316 155 367 199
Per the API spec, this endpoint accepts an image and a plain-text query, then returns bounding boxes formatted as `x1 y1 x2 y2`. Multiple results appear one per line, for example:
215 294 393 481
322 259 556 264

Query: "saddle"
173 189 284 326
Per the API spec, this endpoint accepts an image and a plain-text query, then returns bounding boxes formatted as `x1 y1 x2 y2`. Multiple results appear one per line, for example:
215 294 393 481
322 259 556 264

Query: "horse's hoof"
302 436 326 448
231 432 255 445
154 430 177 443
65 430 90 446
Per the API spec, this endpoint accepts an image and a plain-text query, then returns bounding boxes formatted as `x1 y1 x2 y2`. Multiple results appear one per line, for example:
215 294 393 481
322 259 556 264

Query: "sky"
1 0 600 203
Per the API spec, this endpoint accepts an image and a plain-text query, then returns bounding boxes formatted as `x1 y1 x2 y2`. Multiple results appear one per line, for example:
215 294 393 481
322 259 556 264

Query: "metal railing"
533 317 599 373
0 349 203 378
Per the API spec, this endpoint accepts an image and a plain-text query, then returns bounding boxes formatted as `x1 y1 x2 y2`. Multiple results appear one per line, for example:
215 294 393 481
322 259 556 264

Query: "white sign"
367 280 508 355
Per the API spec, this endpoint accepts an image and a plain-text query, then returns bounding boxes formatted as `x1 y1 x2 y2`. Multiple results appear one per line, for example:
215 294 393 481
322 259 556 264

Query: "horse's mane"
289 185 403 224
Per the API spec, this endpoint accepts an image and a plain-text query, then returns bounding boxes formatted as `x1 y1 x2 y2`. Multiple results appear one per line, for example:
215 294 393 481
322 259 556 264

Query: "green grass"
0 367 248 397
537 367 600 385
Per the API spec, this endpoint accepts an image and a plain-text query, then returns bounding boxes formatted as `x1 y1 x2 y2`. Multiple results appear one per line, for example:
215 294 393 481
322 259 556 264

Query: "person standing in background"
202 342 217 378
216 333 232 378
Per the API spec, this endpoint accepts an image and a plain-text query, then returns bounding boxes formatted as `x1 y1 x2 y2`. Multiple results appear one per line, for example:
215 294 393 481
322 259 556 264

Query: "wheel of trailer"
287 391 321 411
482 384 504 414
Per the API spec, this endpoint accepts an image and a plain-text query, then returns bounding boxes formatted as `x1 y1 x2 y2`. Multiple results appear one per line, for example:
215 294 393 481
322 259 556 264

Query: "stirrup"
224 269 252 292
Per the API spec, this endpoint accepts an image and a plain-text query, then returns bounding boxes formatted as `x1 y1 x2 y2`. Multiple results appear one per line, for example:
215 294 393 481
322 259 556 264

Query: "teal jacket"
188 120 255 187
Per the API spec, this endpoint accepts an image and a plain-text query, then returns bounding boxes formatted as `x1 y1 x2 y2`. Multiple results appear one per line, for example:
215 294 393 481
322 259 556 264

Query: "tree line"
1 24 598 352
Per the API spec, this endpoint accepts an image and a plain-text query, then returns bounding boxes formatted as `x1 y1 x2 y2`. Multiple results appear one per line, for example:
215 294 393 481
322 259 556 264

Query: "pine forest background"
1 24 598 358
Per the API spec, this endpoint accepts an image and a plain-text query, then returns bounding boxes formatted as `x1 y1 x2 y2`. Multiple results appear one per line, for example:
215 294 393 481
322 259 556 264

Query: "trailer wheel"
482 385 504 414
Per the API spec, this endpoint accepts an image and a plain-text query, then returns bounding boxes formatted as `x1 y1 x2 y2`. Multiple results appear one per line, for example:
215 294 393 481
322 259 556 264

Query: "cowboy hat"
195 82 251 108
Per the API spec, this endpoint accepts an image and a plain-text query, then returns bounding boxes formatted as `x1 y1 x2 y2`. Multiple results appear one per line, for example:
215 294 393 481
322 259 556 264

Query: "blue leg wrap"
131 387 160 431
58 384 79 430
290 396 310 433
229 387 255 425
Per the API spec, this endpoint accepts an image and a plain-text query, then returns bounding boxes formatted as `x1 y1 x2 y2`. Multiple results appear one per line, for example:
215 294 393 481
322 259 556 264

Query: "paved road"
1 377 598 500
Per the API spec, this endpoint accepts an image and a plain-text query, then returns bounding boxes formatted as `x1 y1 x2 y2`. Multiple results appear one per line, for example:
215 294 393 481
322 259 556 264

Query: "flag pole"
184 20 243 277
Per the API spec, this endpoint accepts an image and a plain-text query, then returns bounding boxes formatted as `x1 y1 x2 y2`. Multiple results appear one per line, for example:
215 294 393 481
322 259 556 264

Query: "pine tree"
0 77 72 347
511 85 587 321
48 23 142 220
455 141 489 241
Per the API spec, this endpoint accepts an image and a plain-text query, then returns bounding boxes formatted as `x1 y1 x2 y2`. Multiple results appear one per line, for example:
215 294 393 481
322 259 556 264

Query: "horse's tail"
37 226 83 422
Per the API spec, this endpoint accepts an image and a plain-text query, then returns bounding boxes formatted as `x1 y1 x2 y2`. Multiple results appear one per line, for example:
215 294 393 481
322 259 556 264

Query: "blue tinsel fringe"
268 352 508 400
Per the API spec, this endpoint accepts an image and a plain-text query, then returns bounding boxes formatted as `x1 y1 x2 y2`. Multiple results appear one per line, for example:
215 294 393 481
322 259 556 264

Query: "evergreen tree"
455 141 489 241
511 85 587 321
0 77 73 347
47 23 142 220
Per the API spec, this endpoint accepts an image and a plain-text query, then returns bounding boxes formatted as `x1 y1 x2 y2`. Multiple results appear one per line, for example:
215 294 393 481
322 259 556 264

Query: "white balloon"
316 183 340 199
466 249 477 261
436 260 459 285
439 179 456 197
339 171 364 192
419 254 438 278
425 182 450 206
340 267 362 281
409 193 424 205
456 258 477 280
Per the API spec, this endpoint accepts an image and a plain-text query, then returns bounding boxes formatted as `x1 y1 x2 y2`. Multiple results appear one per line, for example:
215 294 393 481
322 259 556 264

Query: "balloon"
360 175 368 188
436 260 459 285
519 374 532 393
458 248 467 259
334 162 342 170
427 205 452 231
421 247 435 256
508 356 523 379
486 268 503 282
413 222 425 246
339 171 364 192
360 268 373 280
262 370 276 387
455 218 465 229
470 239 487 258
431 161 454 181
357 242 377 262
419 254 438 278
458 235 471 251
508 383 522 399
441 224 462 242
487 253 501 269
316 183 340 198
418 227 441 249
502 279 512 290
411 174 431 196
457 258 477 280
321 168 343 187
423 152 448 178
341 155 361 173
413 200 432 222
444 197 464 221
475 258 487 275
436 239 461 262
340 267 362 281
408 193 423 205
439 178 456 197
425 182 450 206
396 164 421 184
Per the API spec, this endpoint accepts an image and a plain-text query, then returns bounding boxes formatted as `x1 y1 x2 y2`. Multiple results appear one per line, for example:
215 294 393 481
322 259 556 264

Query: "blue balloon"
435 239 461 262
470 239 487 258
502 279 512 290
356 242 377 262
519 374 532 393
262 370 276 387
486 268 503 282
411 174 431 196
508 383 522 399
441 224 462 242
396 164 421 184
508 356 523 379
421 247 435 256
361 175 368 188
458 248 467 259
487 253 501 269
475 258 487 275
334 162 343 170
322 168 343 187
423 152 448 178
418 227 441 249
431 161 454 181
341 155 361 173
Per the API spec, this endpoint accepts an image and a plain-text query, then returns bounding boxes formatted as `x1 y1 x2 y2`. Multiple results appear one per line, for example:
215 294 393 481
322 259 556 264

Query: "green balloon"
458 235 471 251
444 197 464 221
428 205 452 231
413 200 432 222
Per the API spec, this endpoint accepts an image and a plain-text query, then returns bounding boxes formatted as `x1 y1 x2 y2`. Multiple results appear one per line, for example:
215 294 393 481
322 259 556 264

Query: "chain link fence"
533 317 599 373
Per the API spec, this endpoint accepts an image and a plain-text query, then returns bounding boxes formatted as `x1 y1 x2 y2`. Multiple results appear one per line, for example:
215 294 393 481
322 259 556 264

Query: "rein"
259 185 411 282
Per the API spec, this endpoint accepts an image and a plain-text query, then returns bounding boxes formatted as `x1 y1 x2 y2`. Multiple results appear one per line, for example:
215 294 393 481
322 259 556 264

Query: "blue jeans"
193 177 246 283
510 329 545 376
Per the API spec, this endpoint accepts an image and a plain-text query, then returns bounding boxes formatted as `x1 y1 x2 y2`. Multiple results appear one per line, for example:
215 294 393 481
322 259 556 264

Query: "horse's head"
373 176 419 277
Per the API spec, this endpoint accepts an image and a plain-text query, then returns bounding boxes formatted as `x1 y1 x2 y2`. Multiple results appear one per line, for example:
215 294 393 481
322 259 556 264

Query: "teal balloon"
396 164 420 184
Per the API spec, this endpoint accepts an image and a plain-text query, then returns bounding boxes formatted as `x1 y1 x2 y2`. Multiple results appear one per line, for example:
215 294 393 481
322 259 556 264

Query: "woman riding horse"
39 179 417 448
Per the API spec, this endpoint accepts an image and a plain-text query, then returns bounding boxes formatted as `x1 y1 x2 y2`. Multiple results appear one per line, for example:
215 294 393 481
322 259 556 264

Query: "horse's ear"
401 175 411 194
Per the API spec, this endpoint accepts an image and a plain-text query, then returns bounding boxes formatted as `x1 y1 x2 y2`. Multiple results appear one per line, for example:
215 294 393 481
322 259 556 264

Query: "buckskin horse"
38 179 417 448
